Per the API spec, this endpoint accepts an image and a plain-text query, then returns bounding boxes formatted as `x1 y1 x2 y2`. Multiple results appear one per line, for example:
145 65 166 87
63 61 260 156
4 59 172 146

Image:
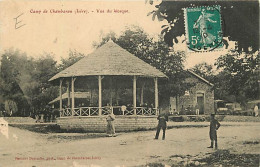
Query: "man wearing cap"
208 113 221 149
154 112 168 140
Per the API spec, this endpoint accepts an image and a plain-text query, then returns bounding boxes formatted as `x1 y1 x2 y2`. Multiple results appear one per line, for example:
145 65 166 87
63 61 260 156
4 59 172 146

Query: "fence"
60 106 158 117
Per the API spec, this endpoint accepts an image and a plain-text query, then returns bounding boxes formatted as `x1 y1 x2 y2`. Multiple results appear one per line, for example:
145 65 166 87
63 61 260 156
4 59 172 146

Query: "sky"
0 0 235 69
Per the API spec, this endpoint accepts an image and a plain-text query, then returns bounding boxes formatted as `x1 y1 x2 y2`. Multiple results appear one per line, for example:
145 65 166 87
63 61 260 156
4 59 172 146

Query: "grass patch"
10 124 64 133
47 133 108 141
243 141 259 145
141 150 259 167
198 149 259 167
145 162 165 167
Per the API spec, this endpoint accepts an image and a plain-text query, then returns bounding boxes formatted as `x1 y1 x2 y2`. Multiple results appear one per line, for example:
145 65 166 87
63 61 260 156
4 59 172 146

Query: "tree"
147 1 259 53
93 25 191 98
214 50 259 105
27 53 59 111
4 100 18 116
58 50 85 71
0 48 88 115
0 50 60 115
0 49 29 115
190 62 215 83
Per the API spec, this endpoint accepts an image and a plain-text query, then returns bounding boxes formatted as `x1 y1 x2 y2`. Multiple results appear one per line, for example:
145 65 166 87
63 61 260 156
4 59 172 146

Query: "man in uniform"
154 112 168 140
208 113 221 149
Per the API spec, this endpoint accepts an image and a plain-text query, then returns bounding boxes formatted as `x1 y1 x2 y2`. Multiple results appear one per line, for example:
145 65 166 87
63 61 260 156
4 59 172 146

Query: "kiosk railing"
60 106 158 117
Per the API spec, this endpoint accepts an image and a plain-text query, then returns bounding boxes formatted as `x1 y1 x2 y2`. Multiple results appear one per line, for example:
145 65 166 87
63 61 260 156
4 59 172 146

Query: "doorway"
197 93 204 114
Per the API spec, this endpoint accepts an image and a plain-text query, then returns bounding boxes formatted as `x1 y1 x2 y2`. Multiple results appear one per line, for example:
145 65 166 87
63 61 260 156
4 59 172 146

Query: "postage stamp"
184 5 223 52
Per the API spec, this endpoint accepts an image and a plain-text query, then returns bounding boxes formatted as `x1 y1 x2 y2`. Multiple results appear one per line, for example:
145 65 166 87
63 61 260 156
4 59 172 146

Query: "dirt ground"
0 123 259 167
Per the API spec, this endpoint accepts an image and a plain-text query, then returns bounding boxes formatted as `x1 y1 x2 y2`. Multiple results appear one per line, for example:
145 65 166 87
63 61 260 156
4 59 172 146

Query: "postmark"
184 5 223 52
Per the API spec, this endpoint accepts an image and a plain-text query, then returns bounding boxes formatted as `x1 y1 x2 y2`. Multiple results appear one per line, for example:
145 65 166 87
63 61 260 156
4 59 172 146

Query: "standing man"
35 109 40 123
106 109 116 137
254 104 259 117
195 103 200 115
154 112 168 140
208 113 221 149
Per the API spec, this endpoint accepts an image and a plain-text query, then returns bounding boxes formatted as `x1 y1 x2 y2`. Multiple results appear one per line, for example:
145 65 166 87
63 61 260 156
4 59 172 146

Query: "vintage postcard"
0 0 259 167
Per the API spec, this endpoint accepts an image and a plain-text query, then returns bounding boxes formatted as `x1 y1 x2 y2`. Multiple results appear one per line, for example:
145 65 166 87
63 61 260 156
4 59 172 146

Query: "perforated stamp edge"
183 5 224 53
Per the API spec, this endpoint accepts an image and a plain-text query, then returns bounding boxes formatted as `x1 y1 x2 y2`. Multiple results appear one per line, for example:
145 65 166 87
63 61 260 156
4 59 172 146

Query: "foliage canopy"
147 0 259 53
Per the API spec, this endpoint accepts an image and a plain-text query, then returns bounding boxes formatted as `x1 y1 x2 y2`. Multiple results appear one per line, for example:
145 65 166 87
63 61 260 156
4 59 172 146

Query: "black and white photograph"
0 0 259 166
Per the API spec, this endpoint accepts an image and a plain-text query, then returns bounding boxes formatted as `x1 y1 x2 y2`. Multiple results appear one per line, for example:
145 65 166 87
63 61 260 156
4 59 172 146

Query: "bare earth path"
0 123 259 167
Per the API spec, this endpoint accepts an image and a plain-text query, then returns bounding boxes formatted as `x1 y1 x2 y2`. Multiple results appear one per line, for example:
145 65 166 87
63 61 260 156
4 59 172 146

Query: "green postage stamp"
184 6 223 52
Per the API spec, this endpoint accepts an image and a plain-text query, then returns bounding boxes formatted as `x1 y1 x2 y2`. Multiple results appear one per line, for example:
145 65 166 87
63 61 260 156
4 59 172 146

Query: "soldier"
208 113 221 149
154 112 168 140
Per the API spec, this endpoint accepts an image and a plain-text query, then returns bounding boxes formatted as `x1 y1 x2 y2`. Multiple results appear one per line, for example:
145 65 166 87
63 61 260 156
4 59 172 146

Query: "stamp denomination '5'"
184 6 223 52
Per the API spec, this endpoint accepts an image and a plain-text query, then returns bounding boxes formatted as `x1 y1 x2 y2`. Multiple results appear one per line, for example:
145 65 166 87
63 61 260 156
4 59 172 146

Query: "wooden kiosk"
49 40 167 132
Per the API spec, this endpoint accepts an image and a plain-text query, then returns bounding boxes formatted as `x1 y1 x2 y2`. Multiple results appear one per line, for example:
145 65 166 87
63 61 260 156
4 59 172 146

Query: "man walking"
208 113 221 149
154 112 168 140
